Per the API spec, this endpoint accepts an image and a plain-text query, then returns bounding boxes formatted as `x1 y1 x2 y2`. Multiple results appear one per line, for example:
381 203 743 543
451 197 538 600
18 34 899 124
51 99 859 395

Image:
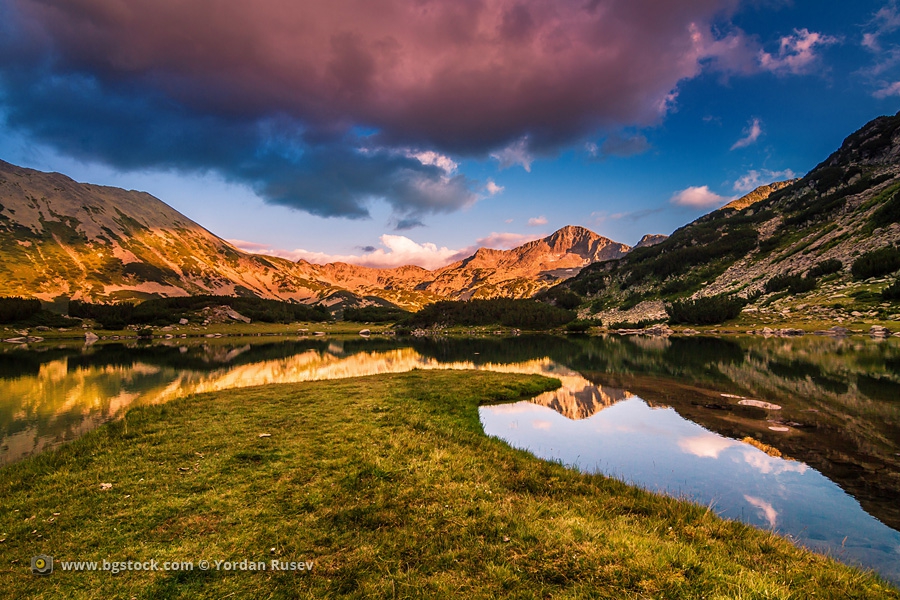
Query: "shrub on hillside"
883 278 900 301
0 297 42 323
851 247 900 280
535 286 583 309
402 299 575 330
807 258 843 278
343 306 411 323
871 189 900 228
70 295 330 329
565 319 595 333
666 294 746 325
608 319 665 329
764 274 817 295
567 267 608 296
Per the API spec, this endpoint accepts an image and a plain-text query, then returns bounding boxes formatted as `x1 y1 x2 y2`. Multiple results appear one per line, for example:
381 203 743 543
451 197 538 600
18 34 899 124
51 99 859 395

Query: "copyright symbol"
198 560 209 571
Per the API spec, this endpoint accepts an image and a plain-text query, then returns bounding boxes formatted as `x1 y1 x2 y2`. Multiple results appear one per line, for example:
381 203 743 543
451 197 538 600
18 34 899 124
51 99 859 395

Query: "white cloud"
409 150 458 173
232 234 463 270
730 118 763 150
491 137 533 172
485 179 505 195
741 448 807 476
230 230 545 271
528 216 548 226
743 495 778 529
759 28 839 75
678 434 737 459
733 168 796 193
670 186 734 208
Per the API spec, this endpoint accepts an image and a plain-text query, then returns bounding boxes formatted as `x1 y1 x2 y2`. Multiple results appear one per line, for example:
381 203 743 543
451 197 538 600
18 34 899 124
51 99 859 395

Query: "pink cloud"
10 0 755 154
874 81 900 98
484 179 505 195
670 185 734 208
230 230 544 270
475 231 543 249
759 28 839 75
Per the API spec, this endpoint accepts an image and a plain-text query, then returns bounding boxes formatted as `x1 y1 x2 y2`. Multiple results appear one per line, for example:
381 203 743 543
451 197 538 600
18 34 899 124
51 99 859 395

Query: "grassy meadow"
0 370 896 598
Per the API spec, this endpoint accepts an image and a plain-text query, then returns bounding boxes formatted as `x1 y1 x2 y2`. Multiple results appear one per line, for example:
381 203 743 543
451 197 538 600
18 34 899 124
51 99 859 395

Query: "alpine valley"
2 111 900 326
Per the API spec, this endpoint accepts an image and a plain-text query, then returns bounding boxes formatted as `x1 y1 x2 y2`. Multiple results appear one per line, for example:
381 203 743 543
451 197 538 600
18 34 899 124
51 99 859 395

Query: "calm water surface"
1 334 898 582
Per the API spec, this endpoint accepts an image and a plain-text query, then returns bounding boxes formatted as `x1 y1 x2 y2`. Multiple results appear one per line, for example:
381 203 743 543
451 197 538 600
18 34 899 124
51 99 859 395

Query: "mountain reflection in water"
0 339 607 465
1 334 898 583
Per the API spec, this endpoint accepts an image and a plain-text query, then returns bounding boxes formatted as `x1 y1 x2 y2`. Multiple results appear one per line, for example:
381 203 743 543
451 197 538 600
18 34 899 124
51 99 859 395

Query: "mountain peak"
818 111 900 170
633 234 668 249
723 180 797 211
534 225 629 260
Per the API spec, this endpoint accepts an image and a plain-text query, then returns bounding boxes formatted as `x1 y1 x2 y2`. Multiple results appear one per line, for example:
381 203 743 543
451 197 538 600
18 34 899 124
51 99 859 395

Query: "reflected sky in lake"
480 397 900 583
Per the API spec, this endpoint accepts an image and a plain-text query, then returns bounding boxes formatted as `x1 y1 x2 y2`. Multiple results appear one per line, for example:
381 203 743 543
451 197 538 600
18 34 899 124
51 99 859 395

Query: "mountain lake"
1 333 898 583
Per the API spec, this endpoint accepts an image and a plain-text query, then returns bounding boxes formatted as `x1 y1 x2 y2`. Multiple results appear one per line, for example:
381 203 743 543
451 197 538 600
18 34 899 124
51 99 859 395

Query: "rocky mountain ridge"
555 111 900 328
0 159 633 308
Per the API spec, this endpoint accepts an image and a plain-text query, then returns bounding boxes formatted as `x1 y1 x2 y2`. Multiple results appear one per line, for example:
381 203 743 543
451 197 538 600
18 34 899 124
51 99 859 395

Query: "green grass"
0 371 896 598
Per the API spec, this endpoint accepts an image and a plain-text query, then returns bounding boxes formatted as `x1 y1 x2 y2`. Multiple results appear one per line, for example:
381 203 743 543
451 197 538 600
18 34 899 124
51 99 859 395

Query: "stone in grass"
738 399 782 410
870 325 891 338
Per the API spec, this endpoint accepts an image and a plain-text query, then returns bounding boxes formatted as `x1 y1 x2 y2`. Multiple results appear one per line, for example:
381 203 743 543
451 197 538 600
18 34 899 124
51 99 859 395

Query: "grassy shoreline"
4 312 900 345
0 371 897 598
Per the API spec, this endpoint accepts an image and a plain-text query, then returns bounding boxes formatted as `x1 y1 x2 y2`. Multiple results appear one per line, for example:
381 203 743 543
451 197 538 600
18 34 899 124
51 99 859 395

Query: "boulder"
643 324 673 337
870 325 891 338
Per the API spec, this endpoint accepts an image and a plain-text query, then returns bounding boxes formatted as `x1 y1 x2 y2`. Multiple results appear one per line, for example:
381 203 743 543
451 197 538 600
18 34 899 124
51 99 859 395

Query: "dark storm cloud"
0 0 760 218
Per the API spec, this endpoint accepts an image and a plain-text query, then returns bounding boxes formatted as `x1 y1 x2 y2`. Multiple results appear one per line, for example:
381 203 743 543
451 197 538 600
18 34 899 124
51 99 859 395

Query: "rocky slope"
556 111 900 326
421 226 629 300
0 160 630 307
0 160 340 303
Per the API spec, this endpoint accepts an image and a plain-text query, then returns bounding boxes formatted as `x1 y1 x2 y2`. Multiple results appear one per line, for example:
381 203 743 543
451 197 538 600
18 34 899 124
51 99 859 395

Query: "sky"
2 0 900 270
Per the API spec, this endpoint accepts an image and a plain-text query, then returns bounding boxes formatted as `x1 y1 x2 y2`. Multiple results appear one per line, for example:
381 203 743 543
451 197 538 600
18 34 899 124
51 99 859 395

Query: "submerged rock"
814 326 850 337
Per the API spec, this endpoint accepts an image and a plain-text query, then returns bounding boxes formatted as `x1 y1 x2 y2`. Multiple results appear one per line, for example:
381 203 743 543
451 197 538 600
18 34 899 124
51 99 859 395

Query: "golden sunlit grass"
0 371 895 598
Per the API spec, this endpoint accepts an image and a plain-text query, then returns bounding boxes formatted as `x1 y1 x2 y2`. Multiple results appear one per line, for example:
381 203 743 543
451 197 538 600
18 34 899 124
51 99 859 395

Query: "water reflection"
1 334 899 583
480 396 900 583
0 340 605 465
